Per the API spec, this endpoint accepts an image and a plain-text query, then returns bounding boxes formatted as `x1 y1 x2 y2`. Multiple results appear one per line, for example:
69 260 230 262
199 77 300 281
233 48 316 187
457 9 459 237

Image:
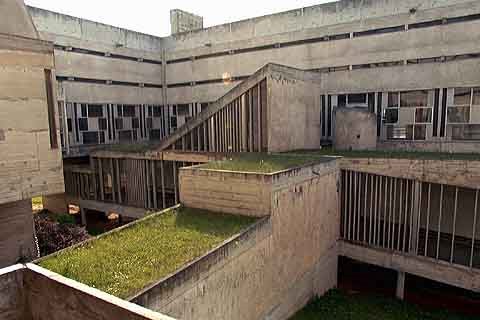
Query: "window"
118 130 132 142
146 118 153 129
117 105 123 117
473 88 480 105
115 118 123 130
78 118 88 131
170 116 177 128
99 131 105 144
447 106 470 123
67 119 72 132
148 106 153 117
132 131 138 141
132 118 140 129
384 109 398 124
123 105 136 117
88 104 103 117
81 104 87 117
153 106 162 117
44 69 58 148
82 131 98 144
338 95 346 107
415 108 432 123
413 124 427 140
453 87 471 106
348 93 367 104
451 124 480 140
98 118 107 130
388 92 399 108
150 129 161 140
400 90 428 107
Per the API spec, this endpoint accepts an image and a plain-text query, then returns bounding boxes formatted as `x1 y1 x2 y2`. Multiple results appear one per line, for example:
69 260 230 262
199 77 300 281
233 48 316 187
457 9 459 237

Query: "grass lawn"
201 153 333 173
38 207 256 299
290 147 480 161
290 290 476 320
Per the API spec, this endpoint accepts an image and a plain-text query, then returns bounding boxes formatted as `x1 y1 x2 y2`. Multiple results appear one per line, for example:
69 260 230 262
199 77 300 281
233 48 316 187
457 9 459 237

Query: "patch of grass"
38 207 255 299
201 153 332 173
290 290 476 320
290 147 480 161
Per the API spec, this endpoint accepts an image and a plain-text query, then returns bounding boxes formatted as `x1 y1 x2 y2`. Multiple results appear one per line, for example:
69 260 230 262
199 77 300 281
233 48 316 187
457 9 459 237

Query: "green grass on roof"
290 289 476 320
201 153 333 173
38 207 256 299
290 147 480 161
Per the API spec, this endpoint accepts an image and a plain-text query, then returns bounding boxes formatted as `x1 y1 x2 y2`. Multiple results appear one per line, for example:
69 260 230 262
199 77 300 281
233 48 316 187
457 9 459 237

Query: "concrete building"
1 0 480 319
0 0 64 268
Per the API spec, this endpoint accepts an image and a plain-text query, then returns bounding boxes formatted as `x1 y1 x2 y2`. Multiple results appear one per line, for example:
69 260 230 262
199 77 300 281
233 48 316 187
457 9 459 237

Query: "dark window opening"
338 95 346 107
99 131 105 144
132 118 140 129
150 129 161 140
98 118 107 130
82 131 99 144
78 118 88 131
123 105 136 117
146 118 153 129
67 119 72 132
81 104 87 117
87 104 103 117
115 118 123 130
118 130 132 142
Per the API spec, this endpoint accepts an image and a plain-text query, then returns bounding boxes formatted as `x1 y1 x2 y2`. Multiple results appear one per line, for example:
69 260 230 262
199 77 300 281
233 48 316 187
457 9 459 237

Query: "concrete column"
80 207 87 226
396 271 405 300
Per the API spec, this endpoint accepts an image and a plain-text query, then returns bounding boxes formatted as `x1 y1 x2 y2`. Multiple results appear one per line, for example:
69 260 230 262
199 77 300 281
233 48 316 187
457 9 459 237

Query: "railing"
65 158 200 210
340 169 480 269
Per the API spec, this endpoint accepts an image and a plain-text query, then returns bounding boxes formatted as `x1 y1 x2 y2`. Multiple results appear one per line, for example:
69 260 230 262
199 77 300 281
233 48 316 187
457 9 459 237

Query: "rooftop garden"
38 207 256 299
200 153 333 173
290 290 476 320
291 147 480 161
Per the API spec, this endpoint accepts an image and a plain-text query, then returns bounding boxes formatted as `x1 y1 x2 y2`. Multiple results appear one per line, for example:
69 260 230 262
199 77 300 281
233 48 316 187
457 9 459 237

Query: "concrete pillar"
80 207 87 226
396 271 406 300
42 193 68 214
0 199 36 268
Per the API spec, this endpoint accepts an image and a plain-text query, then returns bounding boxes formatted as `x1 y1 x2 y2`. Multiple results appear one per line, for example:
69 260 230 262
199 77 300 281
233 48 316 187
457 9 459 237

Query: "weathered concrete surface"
339 241 480 292
335 108 376 151
136 159 340 320
0 264 175 320
179 168 271 217
0 265 25 320
340 157 480 190
268 71 321 152
0 34 64 205
0 200 36 268
0 0 38 39
170 9 203 35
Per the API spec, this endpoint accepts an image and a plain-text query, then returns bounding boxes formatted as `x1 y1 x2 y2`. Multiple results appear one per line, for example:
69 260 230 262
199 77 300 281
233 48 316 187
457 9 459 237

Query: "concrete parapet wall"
143 159 340 320
0 264 174 320
335 108 377 151
0 200 36 269
340 157 480 189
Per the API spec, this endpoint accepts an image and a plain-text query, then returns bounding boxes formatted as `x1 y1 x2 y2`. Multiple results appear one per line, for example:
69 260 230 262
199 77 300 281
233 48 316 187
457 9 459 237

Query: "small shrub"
34 215 90 257
56 214 76 225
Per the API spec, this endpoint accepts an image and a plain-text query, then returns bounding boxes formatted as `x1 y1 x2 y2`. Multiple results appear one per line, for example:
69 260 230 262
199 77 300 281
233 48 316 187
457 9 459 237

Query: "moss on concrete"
290 290 476 320
201 153 333 173
38 207 255 299
291 147 480 161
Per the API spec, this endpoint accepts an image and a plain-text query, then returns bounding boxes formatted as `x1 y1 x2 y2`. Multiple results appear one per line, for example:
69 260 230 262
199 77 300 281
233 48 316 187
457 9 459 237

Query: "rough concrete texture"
0 266 25 320
0 200 36 268
179 168 271 217
0 264 174 320
0 35 64 205
170 9 203 35
268 72 322 152
0 0 38 39
137 160 340 320
334 107 377 151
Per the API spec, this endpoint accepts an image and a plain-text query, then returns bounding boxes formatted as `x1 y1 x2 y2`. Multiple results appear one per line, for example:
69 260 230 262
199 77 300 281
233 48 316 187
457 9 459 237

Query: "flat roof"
38 207 256 299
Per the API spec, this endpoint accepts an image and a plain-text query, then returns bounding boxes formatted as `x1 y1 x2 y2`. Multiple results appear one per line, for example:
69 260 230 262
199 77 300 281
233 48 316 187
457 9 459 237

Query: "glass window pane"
388 92 399 108
119 130 132 142
413 124 426 140
82 131 98 144
454 88 471 105
338 95 346 107
473 87 480 105
406 125 414 140
450 124 480 140
78 118 88 131
415 108 432 123
400 90 428 107
386 126 407 140
447 106 470 123
88 104 103 117
384 109 398 124
98 118 107 130
348 93 367 104
123 105 136 117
